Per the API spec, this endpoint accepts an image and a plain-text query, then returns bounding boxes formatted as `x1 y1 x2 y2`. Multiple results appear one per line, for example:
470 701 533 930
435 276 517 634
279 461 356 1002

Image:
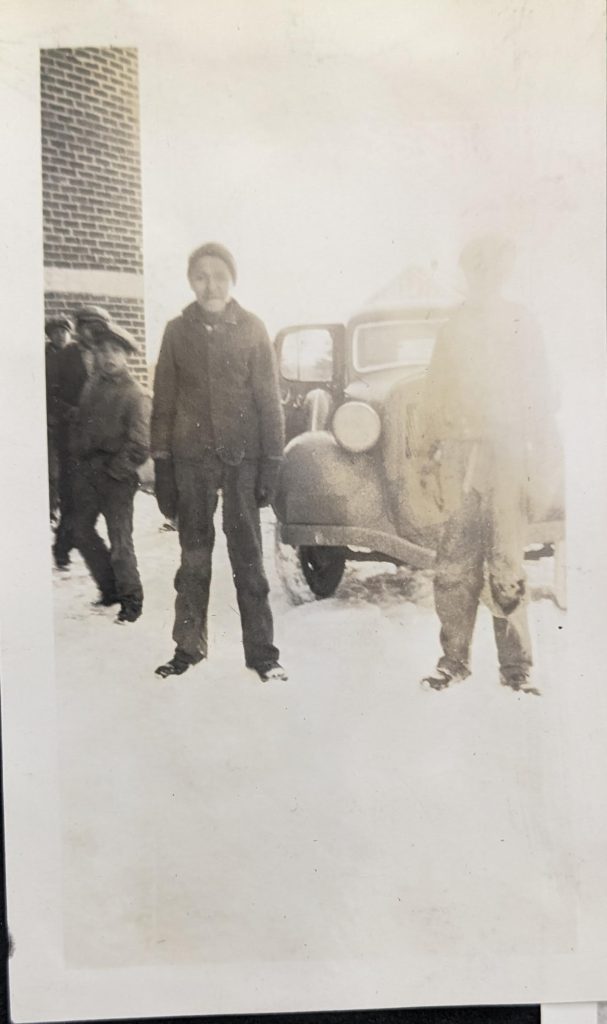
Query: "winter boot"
92 590 120 608
116 595 143 624
499 670 541 696
420 665 470 691
52 545 71 570
155 651 200 678
251 661 288 682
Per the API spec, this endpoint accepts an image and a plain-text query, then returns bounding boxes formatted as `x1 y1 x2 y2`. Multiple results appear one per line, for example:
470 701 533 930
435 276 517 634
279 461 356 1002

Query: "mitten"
255 458 282 508
154 457 178 520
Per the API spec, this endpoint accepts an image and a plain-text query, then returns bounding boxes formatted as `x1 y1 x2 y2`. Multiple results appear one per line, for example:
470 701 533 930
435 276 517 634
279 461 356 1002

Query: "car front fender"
274 430 395 534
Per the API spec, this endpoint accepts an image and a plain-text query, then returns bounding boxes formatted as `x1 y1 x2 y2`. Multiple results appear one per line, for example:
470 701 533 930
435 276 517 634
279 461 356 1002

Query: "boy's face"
95 339 128 377
188 255 232 314
48 326 71 348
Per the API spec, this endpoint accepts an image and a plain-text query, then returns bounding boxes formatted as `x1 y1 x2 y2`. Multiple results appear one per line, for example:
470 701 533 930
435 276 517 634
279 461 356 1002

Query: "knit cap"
187 243 237 283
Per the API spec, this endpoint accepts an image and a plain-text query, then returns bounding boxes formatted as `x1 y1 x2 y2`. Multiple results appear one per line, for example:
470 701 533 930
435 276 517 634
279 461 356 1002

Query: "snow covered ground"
53 490 573 969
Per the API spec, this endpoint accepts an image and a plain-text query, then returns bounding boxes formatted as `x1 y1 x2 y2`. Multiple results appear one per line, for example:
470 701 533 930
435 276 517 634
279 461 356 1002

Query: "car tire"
274 527 346 603
298 545 347 599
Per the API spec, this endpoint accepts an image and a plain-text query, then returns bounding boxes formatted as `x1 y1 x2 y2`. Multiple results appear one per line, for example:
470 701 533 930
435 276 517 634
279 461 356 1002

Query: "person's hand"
255 458 281 508
486 567 526 616
106 453 136 481
154 457 178 520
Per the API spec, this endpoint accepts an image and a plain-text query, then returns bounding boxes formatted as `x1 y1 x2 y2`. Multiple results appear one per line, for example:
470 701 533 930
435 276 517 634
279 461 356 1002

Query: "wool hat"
45 315 74 334
187 242 237 283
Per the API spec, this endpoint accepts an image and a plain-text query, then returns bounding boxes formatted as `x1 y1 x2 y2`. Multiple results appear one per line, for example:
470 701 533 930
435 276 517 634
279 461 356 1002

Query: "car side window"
280 329 334 383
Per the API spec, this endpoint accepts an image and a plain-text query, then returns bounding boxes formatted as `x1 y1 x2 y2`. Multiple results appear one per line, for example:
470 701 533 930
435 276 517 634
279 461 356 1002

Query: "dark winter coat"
46 341 91 455
77 369 151 481
45 343 64 431
151 299 285 464
58 342 90 406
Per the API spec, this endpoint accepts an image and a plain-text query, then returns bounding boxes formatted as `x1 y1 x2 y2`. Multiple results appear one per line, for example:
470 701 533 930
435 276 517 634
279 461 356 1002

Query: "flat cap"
99 321 139 356
74 304 112 325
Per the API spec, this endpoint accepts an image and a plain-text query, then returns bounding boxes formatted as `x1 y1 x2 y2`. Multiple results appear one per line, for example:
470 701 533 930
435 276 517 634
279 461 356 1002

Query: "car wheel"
298 545 347 599
274 526 347 604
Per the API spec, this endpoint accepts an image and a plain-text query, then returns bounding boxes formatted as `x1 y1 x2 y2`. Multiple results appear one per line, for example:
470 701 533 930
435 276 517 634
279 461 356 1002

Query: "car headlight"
332 401 382 453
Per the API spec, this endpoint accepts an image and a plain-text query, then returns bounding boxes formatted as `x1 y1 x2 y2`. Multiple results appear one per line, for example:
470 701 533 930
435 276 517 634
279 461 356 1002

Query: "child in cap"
72 322 150 623
49 310 101 568
45 315 74 524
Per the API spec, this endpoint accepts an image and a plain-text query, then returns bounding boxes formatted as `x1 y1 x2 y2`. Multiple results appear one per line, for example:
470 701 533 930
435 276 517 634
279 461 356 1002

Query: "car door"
274 323 345 442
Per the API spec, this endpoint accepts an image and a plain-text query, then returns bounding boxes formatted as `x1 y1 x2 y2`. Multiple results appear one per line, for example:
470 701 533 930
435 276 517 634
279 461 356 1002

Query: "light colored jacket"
419 297 562 520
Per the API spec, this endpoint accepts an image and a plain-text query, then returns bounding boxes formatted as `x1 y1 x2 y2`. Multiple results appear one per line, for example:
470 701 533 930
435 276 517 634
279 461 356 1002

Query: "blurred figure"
418 234 560 695
51 306 112 569
45 315 74 524
72 322 150 623
151 242 287 681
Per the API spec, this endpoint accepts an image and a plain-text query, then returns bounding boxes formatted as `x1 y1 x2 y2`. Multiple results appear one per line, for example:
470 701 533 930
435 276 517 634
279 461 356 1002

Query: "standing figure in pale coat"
418 235 559 695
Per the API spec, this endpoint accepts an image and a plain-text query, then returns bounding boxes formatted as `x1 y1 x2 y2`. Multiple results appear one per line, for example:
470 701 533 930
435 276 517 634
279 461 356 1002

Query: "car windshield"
352 318 444 373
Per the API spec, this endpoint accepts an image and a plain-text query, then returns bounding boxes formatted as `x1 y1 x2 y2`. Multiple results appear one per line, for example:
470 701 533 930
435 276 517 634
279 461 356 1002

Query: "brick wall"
41 47 147 381
41 47 143 272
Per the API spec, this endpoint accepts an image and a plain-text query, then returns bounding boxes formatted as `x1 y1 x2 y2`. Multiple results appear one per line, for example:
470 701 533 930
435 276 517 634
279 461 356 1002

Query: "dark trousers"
48 430 60 520
52 447 79 565
173 456 279 668
73 462 142 602
434 490 532 678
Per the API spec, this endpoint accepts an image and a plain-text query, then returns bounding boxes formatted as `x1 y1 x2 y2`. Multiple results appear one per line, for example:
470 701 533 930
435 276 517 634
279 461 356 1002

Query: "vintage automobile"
272 306 566 606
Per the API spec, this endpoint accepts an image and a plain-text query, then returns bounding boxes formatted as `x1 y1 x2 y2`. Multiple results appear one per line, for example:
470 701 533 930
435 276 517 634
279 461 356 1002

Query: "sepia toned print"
1 2 606 1021
43 35 571 973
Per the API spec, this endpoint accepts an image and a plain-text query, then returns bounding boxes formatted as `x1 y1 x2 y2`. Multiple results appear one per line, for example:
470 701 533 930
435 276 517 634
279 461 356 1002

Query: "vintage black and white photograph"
0 1 606 1021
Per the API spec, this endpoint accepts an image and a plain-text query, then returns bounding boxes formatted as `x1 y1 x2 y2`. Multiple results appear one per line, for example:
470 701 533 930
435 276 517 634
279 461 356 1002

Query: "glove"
255 458 282 508
487 571 526 617
154 457 178 520
106 452 137 481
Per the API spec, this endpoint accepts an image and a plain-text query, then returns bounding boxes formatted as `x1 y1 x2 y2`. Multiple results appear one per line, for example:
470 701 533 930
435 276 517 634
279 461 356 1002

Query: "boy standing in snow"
51 306 112 570
45 314 74 523
418 235 559 696
73 322 150 623
151 242 287 681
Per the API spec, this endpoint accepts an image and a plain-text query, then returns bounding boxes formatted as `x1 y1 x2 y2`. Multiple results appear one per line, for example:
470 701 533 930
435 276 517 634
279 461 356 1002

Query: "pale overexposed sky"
131 0 605 375
1 0 604 371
